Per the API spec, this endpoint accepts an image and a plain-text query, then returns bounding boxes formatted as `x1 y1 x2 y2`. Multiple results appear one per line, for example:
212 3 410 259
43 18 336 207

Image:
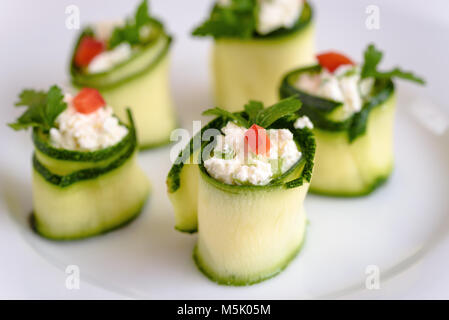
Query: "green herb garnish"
192 0 257 39
202 96 302 128
361 43 425 84
108 0 163 49
202 107 249 127
9 85 67 132
244 100 264 124
255 96 302 128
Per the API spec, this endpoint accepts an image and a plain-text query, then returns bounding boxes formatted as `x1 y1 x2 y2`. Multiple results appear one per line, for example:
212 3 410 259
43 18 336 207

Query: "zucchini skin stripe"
167 113 316 194
198 129 315 193
32 109 137 187
33 140 136 188
32 121 133 162
280 65 395 142
70 28 172 90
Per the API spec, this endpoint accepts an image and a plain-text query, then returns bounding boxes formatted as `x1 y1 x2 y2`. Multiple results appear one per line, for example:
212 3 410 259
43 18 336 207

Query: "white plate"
1 0 449 299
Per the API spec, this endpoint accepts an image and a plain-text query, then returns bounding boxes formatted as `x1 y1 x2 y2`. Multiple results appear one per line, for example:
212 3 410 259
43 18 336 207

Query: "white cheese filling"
88 42 132 74
294 116 313 129
50 94 128 151
204 122 302 186
257 0 303 35
295 65 374 119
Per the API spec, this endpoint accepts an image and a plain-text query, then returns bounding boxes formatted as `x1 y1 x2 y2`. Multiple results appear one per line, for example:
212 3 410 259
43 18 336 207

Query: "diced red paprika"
244 124 271 155
74 36 105 67
73 88 105 114
316 51 355 73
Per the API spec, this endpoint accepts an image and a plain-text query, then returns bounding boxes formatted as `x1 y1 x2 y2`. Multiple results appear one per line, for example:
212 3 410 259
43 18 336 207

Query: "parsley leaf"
202 96 302 129
45 86 67 127
192 0 257 39
202 107 249 127
9 85 67 132
15 89 47 108
255 96 302 128
361 43 425 84
108 0 163 49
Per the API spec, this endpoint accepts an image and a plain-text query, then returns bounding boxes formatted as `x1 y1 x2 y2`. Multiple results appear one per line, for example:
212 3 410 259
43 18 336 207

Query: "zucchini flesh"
71 34 176 149
213 23 315 112
32 152 150 240
100 54 177 150
166 117 225 233
280 67 396 196
310 95 396 196
166 114 315 285
195 164 308 285
31 113 151 240
167 155 199 233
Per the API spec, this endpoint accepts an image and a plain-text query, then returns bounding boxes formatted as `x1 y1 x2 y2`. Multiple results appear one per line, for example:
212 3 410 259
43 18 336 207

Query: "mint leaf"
203 97 302 129
108 0 163 49
255 96 302 128
135 0 151 27
202 107 249 127
192 0 257 39
8 86 67 132
361 44 425 84
244 100 263 124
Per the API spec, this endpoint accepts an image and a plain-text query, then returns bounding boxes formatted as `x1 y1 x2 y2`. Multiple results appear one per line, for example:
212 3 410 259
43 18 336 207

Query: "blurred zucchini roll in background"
70 0 176 149
280 44 425 196
193 0 315 111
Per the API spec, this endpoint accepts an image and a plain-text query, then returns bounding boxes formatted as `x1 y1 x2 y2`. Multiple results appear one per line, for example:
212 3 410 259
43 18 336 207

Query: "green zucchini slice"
31 111 151 240
70 28 176 149
280 65 396 196
207 2 315 111
167 109 315 285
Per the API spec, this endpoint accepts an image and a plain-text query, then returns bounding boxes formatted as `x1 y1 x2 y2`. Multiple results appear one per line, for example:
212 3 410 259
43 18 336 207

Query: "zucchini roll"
69 0 176 149
193 0 315 111
9 86 150 240
167 97 315 285
280 44 425 196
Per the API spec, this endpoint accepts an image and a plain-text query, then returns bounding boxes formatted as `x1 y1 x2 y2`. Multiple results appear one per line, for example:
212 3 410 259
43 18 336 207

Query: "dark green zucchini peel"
280 65 395 142
167 110 315 194
33 109 138 188
70 28 172 90
32 117 133 162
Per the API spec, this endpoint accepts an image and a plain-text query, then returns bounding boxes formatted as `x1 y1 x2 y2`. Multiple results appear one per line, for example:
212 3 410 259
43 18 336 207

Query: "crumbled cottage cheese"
295 65 374 119
294 116 313 129
204 122 302 185
257 0 304 35
88 42 132 74
50 94 128 151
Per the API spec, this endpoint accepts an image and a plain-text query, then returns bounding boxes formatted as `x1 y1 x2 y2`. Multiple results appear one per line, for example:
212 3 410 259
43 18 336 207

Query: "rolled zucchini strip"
32 111 150 240
202 2 315 111
70 27 176 150
280 66 396 196
167 109 316 285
